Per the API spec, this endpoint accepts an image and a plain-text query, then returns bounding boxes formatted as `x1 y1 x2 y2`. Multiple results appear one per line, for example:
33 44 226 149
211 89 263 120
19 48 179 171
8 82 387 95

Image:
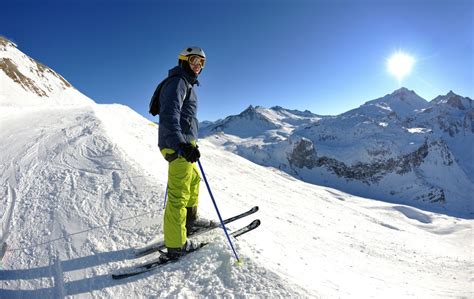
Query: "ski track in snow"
0 104 472 298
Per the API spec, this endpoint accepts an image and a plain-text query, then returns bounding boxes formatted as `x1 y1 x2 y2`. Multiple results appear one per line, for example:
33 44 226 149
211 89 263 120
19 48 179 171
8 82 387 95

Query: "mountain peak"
356 87 428 118
391 87 420 98
270 105 319 118
271 105 285 111
384 87 427 105
238 105 273 121
431 90 472 110
393 87 412 93
240 105 257 115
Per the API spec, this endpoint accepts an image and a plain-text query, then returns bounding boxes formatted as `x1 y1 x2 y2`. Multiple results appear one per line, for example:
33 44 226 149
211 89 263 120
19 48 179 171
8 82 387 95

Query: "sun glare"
387 51 415 84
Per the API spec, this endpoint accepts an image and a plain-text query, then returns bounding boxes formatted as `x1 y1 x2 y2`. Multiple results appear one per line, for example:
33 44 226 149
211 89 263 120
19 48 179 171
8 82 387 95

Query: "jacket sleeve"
159 77 188 150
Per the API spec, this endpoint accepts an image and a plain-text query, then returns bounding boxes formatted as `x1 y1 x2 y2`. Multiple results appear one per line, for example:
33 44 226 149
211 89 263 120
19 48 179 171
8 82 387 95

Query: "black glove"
178 143 201 163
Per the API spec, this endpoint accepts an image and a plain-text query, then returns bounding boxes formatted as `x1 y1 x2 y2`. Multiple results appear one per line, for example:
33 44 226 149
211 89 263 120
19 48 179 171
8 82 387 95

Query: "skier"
156 47 212 260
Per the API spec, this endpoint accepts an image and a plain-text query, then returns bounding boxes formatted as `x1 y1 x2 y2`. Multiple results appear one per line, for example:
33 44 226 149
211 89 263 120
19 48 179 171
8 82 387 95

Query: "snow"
406 127 432 134
0 103 472 298
375 103 392 112
1 40 473 298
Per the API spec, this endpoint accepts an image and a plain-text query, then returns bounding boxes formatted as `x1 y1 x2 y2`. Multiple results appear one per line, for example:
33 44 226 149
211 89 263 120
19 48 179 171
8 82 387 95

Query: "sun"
387 51 415 84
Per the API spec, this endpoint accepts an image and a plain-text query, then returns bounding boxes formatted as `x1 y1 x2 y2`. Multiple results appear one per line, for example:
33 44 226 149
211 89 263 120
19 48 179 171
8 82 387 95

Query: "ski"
229 219 260 238
112 219 260 280
133 206 259 258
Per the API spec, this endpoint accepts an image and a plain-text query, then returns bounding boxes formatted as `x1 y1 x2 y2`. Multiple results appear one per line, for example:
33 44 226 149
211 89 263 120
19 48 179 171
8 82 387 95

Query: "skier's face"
188 55 205 75
190 63 202 75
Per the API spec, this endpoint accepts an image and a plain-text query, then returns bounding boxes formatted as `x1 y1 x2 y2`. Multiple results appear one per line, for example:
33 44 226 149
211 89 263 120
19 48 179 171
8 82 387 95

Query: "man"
156 46 212 259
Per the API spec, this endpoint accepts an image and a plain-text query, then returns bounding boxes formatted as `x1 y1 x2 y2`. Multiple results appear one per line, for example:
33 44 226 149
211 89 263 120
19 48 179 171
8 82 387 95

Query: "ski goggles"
180 55 206 68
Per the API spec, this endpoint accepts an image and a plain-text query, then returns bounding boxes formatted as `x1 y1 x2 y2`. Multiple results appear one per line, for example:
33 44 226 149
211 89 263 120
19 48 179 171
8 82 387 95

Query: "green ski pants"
161 148 200 248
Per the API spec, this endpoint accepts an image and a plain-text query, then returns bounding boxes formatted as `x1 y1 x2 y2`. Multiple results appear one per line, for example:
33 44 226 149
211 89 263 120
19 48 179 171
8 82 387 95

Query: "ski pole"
197 159 241 264
163 184 168 209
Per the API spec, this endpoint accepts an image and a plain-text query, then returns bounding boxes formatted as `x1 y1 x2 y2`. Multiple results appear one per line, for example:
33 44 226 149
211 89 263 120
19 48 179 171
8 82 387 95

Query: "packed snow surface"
1 104 472 298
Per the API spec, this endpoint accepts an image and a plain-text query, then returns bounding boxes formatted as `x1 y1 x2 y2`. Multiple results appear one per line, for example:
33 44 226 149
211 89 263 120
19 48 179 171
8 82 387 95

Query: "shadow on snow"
0 247 155 297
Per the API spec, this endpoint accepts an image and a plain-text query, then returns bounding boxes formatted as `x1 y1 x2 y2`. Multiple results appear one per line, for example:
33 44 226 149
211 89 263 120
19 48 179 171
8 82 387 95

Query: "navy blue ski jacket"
158 66 199 151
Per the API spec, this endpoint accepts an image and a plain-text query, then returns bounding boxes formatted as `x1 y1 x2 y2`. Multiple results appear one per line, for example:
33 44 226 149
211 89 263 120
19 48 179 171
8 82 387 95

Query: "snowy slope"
1 37 473 298
1 104 472 298
1 105 472 298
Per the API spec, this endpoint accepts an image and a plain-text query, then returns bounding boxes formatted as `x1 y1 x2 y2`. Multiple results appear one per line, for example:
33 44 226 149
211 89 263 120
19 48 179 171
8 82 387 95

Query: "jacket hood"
168 65 199 86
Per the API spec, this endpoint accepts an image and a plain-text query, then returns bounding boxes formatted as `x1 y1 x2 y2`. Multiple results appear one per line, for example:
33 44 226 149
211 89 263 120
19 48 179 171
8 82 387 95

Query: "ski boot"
161 239 203 262
186 207 217 236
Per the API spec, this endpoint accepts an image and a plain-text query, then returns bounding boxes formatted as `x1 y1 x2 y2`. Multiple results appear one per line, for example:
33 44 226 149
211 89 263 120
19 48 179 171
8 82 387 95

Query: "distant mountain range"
200 88 473 217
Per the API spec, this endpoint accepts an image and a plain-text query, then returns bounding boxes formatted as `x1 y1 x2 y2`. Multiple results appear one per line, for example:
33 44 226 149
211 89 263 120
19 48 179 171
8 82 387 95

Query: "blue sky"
2 0 473 121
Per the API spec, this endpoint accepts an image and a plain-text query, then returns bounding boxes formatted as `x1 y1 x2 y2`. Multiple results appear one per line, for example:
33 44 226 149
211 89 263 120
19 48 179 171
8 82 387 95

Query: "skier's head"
178 47 206 76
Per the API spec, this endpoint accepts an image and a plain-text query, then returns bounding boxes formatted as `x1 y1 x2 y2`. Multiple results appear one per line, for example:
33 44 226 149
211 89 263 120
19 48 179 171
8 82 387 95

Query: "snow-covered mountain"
201 88 473 218
1 37 472 298
0 36 93 107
